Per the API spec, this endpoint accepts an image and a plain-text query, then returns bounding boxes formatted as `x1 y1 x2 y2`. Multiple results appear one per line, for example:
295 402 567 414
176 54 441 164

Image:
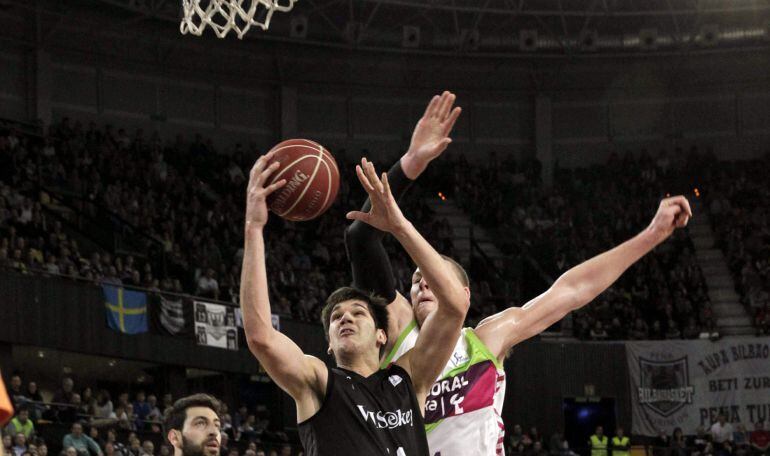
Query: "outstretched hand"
346 158 410 234
402 91 462 179
647 196 693 243
245 150 287 229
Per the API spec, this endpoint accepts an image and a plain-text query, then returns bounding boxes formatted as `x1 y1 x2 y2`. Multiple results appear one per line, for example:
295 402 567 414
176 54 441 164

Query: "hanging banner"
626 337 770 436
194 301 239 350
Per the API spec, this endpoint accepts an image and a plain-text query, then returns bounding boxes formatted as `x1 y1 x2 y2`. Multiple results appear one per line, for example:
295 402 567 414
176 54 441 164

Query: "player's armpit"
395 301 466 406
246 329 328 409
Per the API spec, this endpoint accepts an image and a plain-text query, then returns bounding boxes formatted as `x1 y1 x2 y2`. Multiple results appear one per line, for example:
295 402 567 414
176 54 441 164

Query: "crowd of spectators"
2 118 768 337
704 156 770 336
501 419 770 456
429 147 716 340
2 373 301 456
0 120 455 325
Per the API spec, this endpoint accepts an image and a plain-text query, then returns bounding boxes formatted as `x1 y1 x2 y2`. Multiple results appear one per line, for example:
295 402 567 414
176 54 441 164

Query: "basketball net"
180 0 297 39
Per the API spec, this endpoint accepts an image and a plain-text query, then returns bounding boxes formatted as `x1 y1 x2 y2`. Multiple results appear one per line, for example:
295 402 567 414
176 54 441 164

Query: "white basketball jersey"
382 326 507 456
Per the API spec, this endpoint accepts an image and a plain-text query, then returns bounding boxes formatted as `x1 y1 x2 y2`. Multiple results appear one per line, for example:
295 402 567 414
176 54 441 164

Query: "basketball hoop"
180 0 297 39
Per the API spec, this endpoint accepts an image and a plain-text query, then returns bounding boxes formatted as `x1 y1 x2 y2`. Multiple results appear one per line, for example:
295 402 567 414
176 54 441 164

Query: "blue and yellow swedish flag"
103 285 148 335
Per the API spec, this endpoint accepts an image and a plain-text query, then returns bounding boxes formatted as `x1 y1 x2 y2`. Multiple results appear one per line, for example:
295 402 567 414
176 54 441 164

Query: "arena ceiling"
2 0 770 57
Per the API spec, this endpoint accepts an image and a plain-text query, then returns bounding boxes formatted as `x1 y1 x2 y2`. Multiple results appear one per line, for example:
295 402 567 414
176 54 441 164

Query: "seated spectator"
6 407 34 439
735 424 751 456
62 423 102 456
6 376 25 411
693 426 715 456
196 269 219 300
52 378 75 415
11 434 27 456
528 441 548 456
93 391 113 420
2 436 12 456
654 429 671 456
671 428 688 456
25 383 43 420
711 415 734 451
590 321 609 340
132 392 150 424
751 421 769 456
145 395 161 425
140 441 153 456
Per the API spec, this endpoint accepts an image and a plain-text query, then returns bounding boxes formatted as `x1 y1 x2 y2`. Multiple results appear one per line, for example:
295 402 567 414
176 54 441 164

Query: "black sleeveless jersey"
298 364 429 456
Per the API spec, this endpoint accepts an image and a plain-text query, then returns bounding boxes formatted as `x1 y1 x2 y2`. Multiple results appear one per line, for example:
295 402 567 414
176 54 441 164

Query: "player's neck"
336 353 380 377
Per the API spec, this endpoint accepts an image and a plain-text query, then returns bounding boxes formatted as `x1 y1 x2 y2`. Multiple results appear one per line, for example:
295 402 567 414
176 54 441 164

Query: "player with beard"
240 150 469 455
164 394 222 456
345 92 693 456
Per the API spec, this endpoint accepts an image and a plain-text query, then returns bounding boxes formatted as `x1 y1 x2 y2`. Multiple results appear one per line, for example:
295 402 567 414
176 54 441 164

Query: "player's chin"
203 445 220 456
415 301 437 321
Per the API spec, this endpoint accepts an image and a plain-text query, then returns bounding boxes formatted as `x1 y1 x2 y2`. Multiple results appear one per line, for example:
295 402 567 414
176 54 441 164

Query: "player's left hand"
646 195 692 243
346 158 410 234
403 91 462 178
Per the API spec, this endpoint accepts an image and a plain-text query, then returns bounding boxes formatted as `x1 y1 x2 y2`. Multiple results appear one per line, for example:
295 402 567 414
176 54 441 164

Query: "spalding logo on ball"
265 139 340 222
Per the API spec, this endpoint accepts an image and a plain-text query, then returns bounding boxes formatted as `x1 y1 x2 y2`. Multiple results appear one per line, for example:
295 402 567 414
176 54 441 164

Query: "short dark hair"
321 287 390 355
163 394 221 435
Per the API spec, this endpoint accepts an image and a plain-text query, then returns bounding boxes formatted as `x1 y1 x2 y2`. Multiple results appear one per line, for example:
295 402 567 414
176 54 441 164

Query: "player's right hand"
346 158 410 235
402 91 462 178
646 195 692 244
245 150 286 229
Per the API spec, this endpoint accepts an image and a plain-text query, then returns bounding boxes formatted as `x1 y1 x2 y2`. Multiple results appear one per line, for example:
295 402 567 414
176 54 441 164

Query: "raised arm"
476 196 693 360
347 159 468 399
345 91 462 329
240 152 326 412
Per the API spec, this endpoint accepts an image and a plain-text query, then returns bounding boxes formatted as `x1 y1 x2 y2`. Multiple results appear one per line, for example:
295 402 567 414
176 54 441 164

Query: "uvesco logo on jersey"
357 405 413 429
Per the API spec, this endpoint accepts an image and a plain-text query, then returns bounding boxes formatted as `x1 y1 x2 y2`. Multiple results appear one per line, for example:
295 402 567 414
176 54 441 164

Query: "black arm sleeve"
344 160 414 303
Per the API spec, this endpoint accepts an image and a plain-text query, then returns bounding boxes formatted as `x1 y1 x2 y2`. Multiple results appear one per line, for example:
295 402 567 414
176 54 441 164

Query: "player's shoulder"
475 305 523 332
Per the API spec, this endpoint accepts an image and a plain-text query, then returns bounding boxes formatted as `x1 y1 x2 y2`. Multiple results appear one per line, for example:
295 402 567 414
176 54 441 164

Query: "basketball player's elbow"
441 292 470 320
245 327 277 354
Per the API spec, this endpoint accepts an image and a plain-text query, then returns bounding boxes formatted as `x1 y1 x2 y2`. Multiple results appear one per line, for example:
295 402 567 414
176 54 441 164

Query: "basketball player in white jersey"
345 91 693 455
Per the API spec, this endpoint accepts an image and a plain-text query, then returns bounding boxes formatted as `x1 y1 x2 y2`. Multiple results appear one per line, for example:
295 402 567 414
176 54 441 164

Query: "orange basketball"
265 139 340 222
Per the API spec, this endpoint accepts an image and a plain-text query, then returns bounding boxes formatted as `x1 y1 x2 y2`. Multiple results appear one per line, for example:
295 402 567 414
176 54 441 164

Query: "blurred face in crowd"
104 444 115 456
10 376 21 390
14 434 26 448
143 441 155 455
3 435 12 449
137 392 146 403
72 423 83 437
596 426 603 437
718 415 726 425
37 445 47 456
18 409 29 423
62 378 74 393
65 447 77 456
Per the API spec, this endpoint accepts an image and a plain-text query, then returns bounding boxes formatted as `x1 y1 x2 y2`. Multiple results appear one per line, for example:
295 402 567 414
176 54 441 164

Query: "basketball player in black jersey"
240 151 470 455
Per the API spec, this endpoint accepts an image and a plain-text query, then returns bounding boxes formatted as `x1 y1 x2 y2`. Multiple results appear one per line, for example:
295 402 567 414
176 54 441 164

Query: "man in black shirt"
240 154 469 456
